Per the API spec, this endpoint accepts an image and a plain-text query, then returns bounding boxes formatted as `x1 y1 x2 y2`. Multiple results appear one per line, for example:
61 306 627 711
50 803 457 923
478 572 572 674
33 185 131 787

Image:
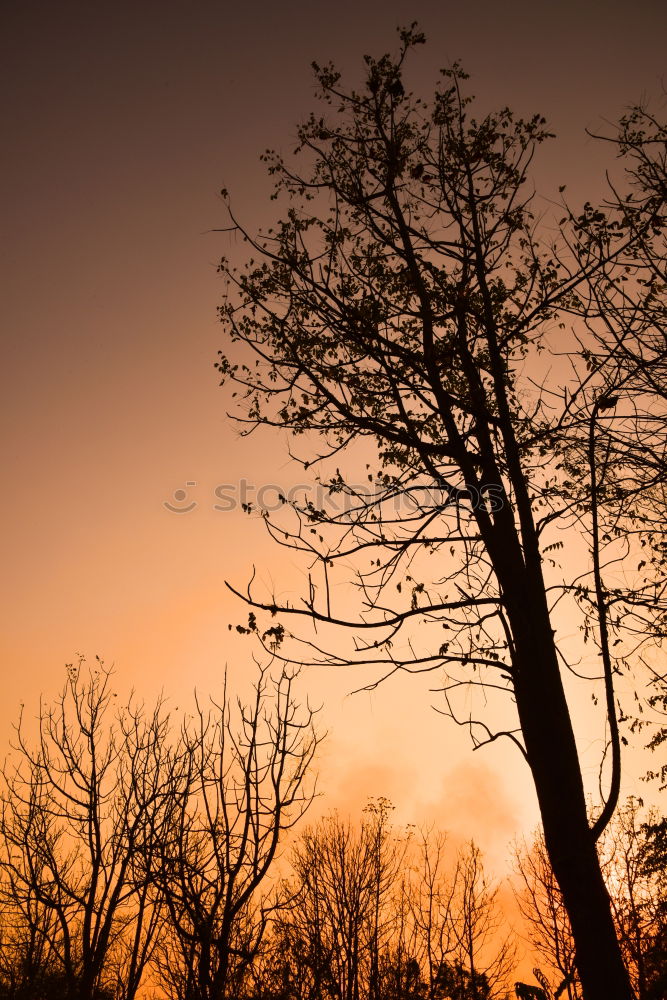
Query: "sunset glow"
2 2 666 996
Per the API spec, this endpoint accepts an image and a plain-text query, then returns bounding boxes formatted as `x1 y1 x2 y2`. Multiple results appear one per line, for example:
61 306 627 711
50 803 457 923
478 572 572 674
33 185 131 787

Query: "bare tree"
402 832 514 1000
153 665 320 1000
276 800 402 1000
0 861 67 999
0 658 177 1000
404 828 457 1000
272 811 516 1000
448 843 516 1000
600 799 665 1000
215 23 667 997
515 800 667 1000
513 832 580 1000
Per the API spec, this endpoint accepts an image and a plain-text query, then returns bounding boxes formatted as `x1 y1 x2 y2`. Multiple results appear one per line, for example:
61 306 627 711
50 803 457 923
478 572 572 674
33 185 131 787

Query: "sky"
2 0 666 882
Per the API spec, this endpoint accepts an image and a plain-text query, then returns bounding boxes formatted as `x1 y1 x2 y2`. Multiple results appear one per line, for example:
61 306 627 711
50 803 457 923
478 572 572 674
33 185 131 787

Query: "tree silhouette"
449 843 515 999
152 666 320 1000
0 659 177 1000
601 799 665 999
216 25 666 999
404 828 457 1000
513 831 581 999
436 960 491 1000
264 808 514 1000
638 816 667 1000
0 663 320 1000
572 106 667 797
276 801 401 1000
514 800 667 1000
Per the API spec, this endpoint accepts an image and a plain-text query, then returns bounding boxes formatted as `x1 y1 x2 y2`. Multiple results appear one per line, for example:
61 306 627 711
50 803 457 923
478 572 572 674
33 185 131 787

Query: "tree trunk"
511 595 634 1000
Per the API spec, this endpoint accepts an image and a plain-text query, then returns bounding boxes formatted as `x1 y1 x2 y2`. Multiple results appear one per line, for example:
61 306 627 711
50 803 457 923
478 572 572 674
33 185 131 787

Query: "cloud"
316 751 418 822
413 758 522 864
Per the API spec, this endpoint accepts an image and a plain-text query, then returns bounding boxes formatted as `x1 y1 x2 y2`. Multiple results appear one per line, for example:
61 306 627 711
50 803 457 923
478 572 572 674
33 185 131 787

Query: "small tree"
450 843 516 1000
216 25 666 998
401 832 514 1000
637 816 667 1000
601 800 666 1000
435 960 491 1000
405 828 457 1000
153 666 320 1000
279 802 401 1000
513 832 580 1000
0 659 176 1000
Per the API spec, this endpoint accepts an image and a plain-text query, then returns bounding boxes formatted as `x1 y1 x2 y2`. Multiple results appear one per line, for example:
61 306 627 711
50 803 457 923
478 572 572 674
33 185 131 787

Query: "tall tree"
216 25 665 998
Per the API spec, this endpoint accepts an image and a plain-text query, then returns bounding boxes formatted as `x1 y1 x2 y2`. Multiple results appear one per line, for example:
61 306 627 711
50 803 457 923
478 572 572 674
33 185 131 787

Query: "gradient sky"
2 0 666 885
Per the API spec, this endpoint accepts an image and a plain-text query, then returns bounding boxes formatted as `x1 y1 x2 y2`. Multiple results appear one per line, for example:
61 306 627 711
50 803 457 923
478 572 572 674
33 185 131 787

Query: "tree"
0 659 176 1000
436 960 491 1000
270 814 516 1000
566 105 667 793
513 832 580 1000
152 665 320 1000
276 801 401 1000
515 800 667 1000
402 833 514 1000
449 843 515 1000
601 801 667 1000
216 25 666 998
637 816 667 1000
404 828 457 1000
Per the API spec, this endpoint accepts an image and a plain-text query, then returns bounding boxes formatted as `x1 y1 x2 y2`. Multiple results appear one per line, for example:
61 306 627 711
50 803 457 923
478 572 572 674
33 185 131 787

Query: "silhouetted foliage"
514 798 667 1000
512 832 580 999
216 24 665 999
637 816 667 1000
564 106 667 799
436 961 491 1000
0 960 115 1000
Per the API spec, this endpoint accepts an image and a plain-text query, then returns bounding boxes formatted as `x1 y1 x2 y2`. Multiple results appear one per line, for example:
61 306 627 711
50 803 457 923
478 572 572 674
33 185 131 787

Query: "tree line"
0 664 664 1000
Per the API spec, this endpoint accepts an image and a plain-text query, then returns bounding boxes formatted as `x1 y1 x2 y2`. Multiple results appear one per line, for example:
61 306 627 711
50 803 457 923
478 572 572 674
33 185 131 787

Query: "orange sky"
2 0 666 893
